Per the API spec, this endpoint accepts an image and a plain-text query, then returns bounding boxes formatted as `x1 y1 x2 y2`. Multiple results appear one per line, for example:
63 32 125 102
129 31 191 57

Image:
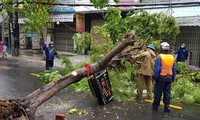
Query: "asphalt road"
0 56 200 120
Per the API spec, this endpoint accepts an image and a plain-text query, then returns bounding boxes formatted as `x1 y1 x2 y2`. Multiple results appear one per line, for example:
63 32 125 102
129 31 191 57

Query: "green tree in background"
21 0 56 41
1 0 56 41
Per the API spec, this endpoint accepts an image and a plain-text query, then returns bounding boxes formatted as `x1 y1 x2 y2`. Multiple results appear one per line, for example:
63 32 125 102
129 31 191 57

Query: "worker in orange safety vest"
152 42 176 113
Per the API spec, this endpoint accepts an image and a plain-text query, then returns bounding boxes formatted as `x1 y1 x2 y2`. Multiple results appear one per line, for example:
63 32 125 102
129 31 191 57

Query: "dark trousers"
46 59 54 70
176 59 186 62
153 77 172 108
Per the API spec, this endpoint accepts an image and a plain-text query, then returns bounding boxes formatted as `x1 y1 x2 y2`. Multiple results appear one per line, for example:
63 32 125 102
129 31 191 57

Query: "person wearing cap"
174 43 189 62
43 41 58 70
131 44 156 100
152 42 176 112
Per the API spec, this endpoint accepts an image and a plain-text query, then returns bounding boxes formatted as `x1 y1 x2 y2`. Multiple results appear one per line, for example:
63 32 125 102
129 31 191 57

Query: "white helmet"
49 41 54 45
161 42 170 50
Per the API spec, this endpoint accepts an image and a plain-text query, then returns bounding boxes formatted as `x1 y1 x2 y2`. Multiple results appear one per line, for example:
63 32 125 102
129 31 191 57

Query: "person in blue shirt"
152 42 176 113
174 43 188 62
2 42 8 59
43 41 58 70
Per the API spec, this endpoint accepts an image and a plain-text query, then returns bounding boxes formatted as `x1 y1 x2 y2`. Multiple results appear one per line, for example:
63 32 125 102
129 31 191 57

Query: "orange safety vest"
159 54 175 76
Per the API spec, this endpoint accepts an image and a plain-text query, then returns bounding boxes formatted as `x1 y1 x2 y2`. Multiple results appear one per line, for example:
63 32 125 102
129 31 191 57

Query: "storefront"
50 5 76 52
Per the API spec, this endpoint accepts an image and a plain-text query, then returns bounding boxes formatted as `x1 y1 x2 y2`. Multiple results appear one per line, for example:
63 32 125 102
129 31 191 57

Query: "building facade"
49 0 140 53
0 0 141 54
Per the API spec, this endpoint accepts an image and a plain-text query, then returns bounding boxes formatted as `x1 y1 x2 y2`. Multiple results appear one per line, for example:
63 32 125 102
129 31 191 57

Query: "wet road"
1 57 200 120
0 58 43 98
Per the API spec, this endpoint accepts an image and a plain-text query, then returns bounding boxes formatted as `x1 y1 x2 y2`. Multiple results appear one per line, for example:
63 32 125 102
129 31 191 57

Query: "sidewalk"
16 50 90 68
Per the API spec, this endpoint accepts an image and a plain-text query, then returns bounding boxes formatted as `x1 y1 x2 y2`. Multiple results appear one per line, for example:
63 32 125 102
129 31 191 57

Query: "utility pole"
8 12 15 56
169 0 176 52
169 0 173 16
8 1 20 56
13 1 19 56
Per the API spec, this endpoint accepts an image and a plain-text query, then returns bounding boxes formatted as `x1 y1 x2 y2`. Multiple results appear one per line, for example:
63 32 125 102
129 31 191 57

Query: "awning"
146 6 200 17
18 13 75 23
75 6 107 13
176 16 200 26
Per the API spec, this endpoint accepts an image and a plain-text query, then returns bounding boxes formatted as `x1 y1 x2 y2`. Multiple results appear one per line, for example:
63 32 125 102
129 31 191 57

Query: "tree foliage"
73 32 92 54
172 74 200 104
1 0 56 39
103 7 123 43
131 10 180 41
22 0 55 37
90 8 180 60
90 0 120 8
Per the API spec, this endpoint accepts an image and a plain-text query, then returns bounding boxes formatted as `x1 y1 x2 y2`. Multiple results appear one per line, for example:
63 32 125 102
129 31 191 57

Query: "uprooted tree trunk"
0 39 136 120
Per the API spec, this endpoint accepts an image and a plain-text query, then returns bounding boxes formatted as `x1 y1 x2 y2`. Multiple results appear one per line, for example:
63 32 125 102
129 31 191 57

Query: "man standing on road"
131 44 156 100
174 43 189 62
43 41 58 70
152 42 176 113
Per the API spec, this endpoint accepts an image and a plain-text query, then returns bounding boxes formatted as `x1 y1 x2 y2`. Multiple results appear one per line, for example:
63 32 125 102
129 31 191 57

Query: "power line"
168 0 173 16
1 1 200 7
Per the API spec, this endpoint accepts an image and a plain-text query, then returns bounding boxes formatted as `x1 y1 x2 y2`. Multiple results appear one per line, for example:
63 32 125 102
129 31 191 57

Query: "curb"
19 55 44 61
10 54 90 69
17 55 64 69
9 55 45 65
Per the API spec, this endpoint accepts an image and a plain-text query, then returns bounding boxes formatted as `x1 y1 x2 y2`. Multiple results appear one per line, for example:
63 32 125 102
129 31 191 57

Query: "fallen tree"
0 39 136 120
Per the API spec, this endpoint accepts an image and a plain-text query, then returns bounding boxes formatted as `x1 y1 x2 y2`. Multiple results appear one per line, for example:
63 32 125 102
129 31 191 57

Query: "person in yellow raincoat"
131 44 156 100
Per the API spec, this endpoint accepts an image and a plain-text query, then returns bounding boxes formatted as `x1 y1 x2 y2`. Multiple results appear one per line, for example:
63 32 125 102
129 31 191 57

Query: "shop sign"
76 13 85 32
3 18 9 37
19 34 26 49
18 14 74 23
51 6 75 13
18 18 28 24
32 34 41 50
52 14 74 22
88 69 113 105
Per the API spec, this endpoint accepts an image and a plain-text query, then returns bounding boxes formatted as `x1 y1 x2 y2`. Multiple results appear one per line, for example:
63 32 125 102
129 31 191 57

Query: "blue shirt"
43 44 57 60
2 45 7 52
175 47 188 62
